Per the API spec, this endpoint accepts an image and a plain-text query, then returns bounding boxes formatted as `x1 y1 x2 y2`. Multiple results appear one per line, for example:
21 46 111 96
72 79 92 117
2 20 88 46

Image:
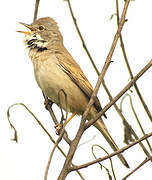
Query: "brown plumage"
18 17 129 168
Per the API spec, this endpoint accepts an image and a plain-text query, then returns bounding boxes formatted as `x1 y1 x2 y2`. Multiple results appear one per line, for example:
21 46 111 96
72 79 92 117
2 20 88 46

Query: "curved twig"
7 103 84 180
92 145 116 180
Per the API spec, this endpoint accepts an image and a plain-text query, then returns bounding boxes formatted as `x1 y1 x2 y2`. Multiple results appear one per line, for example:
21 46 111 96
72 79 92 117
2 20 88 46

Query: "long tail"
93 118 129 168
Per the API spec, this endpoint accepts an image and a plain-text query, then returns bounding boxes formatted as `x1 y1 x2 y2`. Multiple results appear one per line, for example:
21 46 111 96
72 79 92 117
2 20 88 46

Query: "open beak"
17 22 35 34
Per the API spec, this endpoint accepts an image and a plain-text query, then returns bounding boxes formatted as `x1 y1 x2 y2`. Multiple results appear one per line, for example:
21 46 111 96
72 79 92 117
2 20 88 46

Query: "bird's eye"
38 25 44 31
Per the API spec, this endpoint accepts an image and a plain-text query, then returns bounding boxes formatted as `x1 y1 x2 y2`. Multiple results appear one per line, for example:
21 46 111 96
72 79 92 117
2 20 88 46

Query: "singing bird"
18 17 129 168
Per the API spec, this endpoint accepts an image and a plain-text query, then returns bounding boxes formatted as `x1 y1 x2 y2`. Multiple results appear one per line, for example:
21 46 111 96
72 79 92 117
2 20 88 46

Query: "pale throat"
23 33 48 52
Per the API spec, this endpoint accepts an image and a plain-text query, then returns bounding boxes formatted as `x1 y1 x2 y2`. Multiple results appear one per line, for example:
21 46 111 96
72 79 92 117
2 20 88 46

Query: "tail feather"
94 118 129 168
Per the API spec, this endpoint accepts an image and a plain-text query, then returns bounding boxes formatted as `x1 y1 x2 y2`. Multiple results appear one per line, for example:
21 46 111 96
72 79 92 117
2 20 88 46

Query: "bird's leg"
42 91 53 110
64 112 77 126
55 112 77 135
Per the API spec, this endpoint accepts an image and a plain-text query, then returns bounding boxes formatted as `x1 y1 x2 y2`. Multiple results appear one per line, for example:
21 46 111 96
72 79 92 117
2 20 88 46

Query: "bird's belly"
34 60 89 115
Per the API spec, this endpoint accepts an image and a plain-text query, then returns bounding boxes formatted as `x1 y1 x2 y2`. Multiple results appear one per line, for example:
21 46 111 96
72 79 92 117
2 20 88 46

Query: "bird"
17 17 129 168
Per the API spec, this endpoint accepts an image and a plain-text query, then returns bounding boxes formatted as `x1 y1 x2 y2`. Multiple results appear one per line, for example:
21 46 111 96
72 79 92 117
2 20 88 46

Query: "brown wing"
55 51 105 116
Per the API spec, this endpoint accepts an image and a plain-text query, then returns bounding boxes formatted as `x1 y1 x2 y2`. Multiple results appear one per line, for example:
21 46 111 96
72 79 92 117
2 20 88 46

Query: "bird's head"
17 17 63 51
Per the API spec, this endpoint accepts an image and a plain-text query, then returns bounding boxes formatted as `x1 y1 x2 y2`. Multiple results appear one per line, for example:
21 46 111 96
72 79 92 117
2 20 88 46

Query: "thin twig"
33 0 40 21
7 103 84 180
70 132 152 171
115 0 152 122
57 89 68 128
7 103 68 158
92 145 116 180
86 60 152 128
66 0 99 75
7 103 67 158
122 157 152 180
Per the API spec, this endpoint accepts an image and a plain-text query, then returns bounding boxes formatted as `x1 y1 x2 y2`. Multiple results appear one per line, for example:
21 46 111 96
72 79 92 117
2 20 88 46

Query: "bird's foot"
54 123 63 135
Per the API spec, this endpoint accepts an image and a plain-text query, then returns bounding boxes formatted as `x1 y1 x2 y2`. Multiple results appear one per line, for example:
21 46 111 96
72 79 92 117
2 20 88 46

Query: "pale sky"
0 0 152 180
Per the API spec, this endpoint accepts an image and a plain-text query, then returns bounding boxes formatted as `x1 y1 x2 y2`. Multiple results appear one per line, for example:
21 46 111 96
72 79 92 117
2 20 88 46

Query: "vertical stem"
115 0 152 122
66 0 99 75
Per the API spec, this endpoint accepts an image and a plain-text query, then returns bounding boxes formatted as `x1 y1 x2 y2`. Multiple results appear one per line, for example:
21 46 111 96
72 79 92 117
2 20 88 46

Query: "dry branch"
57 1 131 179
